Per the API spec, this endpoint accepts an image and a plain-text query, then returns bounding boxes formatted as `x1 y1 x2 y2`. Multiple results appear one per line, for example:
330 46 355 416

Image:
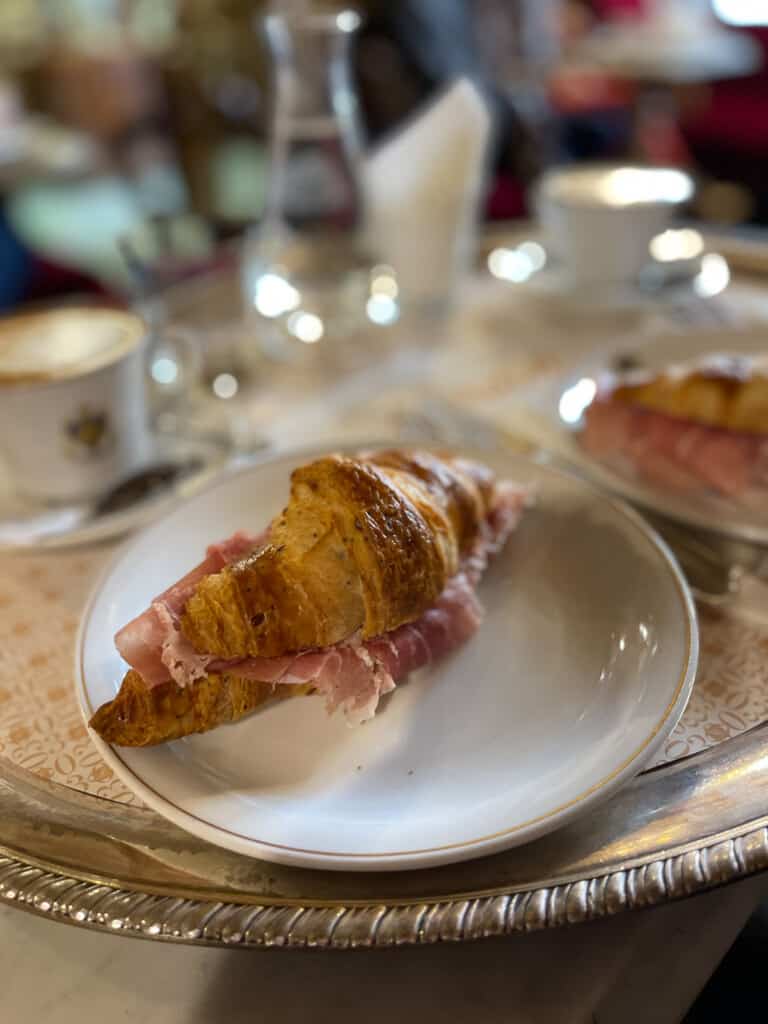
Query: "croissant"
90 449 526 746
181 450 493 659
89 670 313 747
611 365 768 433
581 355 768 499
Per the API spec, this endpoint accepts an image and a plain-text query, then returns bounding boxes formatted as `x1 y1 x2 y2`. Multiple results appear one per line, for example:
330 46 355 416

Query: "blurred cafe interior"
3 0 768 309
2 0 767 481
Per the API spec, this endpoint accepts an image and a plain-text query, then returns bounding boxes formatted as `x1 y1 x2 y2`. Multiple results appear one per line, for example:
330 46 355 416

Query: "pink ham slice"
580 400 636 458
684 432 754 497
114 485 527 724
582 399 764 498
206 571 484 725
115 530 266 686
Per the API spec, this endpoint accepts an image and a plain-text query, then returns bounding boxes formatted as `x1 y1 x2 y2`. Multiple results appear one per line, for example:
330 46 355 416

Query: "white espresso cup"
0 307 152 502
535 164 695 287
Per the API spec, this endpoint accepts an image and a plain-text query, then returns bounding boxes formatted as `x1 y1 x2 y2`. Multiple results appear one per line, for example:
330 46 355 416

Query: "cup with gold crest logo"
0 307 156 503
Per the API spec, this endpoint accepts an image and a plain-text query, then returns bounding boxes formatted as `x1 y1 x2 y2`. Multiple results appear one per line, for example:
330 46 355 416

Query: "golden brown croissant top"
612 368 768 434
180 449 495 659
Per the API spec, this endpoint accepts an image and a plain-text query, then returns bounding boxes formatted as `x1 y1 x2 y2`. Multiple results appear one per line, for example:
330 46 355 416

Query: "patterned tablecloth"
1 262 767 807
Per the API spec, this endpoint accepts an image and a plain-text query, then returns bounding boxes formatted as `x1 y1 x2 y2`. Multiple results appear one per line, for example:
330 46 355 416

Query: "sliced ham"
202 572 483 725
115 530 266 686
755 441 768 488
312 646 395 726
580 400 636 458
624 447 703 494
155 601 213 688
582 397 765 499
158 530 264 613
114 484 527 724
684 431 754 497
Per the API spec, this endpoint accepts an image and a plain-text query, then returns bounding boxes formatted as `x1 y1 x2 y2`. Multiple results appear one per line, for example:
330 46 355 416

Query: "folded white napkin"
363 77 492 309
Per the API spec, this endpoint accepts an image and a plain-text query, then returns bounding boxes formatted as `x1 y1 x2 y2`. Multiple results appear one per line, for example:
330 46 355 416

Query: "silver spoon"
0 459 204 549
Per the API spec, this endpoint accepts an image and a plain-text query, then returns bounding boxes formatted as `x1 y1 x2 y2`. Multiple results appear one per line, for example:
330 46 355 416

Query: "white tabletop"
3 873 766 1024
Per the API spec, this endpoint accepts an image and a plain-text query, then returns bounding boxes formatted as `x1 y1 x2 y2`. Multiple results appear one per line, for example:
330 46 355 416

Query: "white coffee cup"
535 164 695 287
0 307 152 502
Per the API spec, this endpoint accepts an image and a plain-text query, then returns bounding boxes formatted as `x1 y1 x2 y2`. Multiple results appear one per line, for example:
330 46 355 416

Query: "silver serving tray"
2 719 767 948
3 230 767 948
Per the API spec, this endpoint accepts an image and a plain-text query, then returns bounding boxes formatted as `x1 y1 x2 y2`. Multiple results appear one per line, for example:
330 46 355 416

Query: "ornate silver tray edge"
2 825 767 949
3 719 768 948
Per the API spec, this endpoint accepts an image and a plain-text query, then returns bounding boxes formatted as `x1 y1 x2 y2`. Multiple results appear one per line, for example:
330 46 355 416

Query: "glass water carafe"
242 8 397 364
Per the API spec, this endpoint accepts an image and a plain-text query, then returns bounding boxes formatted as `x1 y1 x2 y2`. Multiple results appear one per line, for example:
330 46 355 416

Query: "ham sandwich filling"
582 399 768 498
116 484 526 724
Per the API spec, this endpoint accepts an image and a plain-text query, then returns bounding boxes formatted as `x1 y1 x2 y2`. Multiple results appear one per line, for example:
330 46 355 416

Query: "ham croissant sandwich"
89 449 528 746
581 355 768 500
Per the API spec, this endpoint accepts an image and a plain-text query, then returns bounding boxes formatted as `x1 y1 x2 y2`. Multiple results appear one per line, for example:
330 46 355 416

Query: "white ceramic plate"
512 327 768 547
76 445 698 872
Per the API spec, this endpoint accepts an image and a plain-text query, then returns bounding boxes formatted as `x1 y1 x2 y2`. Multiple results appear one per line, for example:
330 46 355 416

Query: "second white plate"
513 327 768 547
76 446 697 871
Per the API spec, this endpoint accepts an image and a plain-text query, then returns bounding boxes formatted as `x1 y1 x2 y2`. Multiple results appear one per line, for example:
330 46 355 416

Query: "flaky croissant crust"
180 449 495 660
89 670 312 747
613 370 768 434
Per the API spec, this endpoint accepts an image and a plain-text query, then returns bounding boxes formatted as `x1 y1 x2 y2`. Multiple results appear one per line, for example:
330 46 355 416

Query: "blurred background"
1 0 767 312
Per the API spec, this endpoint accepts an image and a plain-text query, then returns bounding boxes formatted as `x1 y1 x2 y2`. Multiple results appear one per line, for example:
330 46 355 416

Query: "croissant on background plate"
89 449 529 746
581 355 768 499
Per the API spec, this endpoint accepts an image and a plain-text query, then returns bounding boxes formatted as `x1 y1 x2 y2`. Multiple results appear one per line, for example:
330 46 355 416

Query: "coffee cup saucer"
524 259 702 315
487 236 704 318
0 429 236 551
